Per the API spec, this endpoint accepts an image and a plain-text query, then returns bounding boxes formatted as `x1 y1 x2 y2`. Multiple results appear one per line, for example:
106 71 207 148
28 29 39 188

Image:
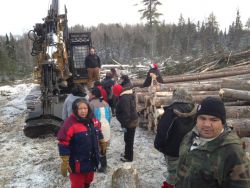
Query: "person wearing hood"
120 74 133 89
93 81 108 103
142 63 163 87
101 72 115 97
116 75 138 162
62 84 88 120
89 87 111 173
175 97 250 188
111 83 123 116
154 88 197 188
57 98 107 188
101 72 115 114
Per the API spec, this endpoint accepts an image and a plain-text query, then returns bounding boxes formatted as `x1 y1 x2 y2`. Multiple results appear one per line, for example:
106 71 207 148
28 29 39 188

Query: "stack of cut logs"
133 64 250 141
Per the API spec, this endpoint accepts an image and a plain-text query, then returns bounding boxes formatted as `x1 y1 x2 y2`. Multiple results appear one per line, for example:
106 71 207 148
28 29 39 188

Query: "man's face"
196 114 224 139
90 48 95 55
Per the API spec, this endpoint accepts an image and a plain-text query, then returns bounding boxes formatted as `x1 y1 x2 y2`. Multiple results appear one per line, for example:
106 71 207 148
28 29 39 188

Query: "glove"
99 139 108 155
60 156 72 177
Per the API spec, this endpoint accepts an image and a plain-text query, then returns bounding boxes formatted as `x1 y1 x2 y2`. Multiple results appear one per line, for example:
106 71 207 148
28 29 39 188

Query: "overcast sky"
0 0 249 35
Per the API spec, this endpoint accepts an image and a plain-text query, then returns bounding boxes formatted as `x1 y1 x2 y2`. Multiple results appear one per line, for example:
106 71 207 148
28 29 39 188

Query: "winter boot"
120 156 133 162
98 155 107 173
120 152 125 157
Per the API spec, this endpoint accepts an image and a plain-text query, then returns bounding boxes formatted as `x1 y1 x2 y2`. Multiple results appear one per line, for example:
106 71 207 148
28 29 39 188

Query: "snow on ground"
0 82 166 188
0 83 35 125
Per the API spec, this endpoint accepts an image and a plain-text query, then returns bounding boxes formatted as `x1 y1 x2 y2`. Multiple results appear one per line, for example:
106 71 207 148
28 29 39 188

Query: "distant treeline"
0 33 34 80
1 11 250 80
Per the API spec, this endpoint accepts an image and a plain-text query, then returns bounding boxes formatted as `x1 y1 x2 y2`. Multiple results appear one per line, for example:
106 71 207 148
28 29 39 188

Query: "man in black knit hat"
175 96 250 188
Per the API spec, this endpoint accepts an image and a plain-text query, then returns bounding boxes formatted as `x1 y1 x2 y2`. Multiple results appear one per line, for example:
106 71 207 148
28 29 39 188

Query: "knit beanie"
112 84 123 97
196 97 226 124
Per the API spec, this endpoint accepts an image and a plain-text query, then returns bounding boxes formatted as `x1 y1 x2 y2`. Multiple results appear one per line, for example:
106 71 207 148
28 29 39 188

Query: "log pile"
134 65 250 139
219 78 250 138
132 64 250 87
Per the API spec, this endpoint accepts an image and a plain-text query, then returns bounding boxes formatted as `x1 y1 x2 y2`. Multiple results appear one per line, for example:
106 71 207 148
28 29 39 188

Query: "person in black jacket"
101 72 115 114
120 75 133 89
116 75 138 162
142 63 163 87
85 47 101 88
154 88 196 188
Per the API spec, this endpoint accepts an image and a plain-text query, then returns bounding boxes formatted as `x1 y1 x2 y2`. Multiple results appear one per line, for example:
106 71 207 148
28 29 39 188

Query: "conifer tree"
138 0 162 57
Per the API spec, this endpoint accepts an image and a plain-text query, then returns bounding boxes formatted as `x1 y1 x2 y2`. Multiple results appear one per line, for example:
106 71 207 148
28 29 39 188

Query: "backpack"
154 102 196 157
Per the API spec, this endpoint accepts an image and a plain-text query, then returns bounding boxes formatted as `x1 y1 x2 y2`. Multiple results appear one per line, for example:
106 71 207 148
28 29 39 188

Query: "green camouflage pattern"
164 155 179 185
175 128 250 188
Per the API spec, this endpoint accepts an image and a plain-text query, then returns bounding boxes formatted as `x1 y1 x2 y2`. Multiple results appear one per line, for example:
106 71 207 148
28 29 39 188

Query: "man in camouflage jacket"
175 97 250 188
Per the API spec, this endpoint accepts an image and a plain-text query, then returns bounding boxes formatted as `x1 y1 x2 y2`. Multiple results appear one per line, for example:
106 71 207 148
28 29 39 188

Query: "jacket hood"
163 102 197 118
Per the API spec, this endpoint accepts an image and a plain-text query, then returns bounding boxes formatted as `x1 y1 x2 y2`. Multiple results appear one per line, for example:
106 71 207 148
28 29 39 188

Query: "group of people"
58 66 138 187
58 47 250 188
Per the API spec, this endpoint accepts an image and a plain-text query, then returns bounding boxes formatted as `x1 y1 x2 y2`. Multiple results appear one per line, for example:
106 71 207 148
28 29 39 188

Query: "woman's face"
77 102 88 118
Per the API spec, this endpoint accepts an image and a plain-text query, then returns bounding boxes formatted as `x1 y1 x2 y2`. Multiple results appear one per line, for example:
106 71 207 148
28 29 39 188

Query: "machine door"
72 45 88 78
68 32 92 82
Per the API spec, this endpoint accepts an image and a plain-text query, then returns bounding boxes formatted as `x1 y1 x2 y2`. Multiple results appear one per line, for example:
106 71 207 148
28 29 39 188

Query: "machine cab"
68 32 92 84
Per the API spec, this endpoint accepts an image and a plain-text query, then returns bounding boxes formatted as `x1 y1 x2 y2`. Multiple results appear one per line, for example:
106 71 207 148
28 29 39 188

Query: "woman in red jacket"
57 98 106 188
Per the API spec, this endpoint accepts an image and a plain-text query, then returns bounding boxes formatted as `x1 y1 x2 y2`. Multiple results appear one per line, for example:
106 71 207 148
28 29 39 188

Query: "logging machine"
24 0 91 138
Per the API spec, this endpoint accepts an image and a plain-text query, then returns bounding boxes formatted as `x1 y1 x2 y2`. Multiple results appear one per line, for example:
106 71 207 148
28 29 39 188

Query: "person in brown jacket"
85 47 101 88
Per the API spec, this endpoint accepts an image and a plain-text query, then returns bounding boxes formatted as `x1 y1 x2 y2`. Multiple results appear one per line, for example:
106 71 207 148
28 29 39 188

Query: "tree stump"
112 164 139 188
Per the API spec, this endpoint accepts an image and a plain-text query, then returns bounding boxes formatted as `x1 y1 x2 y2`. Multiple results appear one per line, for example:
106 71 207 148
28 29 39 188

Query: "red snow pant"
69 172 94 188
